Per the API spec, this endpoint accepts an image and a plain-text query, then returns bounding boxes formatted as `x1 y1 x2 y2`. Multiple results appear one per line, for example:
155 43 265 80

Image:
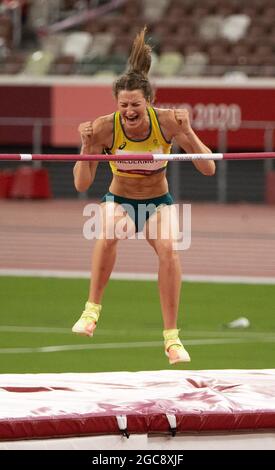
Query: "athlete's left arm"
171 109 216 176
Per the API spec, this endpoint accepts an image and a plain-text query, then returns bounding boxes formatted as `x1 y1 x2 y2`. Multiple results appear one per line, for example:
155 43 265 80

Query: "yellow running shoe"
163 328 191 365
72 301 102 337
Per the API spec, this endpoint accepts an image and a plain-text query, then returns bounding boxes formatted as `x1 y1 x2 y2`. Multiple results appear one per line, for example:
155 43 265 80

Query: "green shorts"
101 192 174 233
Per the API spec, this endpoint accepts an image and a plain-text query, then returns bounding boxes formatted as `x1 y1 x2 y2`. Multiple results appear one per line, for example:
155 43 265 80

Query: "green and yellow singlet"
107 106 172 178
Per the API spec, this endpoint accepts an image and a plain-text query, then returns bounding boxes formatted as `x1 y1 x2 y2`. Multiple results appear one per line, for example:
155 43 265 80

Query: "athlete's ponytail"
113 27 154 102
127 27 152 77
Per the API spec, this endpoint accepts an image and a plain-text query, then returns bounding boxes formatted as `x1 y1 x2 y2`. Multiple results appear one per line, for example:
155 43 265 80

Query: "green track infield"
0 277 274 373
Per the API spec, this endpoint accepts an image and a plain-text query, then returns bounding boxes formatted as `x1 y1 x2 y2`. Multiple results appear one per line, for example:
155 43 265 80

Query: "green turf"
0 276 275 373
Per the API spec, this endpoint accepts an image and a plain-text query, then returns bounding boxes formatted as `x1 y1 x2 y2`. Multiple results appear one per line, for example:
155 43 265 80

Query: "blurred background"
0 0 275 373
0 0 275 201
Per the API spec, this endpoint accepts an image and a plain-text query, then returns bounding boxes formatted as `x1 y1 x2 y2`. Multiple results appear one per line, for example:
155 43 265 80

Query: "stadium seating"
1 0 275 77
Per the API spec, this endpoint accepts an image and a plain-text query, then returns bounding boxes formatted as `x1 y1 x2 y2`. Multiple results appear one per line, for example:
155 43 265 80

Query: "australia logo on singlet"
119 142 127 150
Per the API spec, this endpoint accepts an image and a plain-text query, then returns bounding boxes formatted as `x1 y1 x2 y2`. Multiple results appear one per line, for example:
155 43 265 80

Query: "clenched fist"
78 121 93 147
173 109 192 135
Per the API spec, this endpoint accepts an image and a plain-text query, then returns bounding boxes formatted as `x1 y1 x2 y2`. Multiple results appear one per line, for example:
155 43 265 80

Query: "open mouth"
125 115 138 124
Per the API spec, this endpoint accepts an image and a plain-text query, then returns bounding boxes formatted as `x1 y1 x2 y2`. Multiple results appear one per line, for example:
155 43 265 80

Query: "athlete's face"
117 89 149 130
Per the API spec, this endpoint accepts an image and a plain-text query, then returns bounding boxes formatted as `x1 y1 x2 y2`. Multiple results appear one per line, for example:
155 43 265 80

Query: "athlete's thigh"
144 204 180 243
101 202 136 240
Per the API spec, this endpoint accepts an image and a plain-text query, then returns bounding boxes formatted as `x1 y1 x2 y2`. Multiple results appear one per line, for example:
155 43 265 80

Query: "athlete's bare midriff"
109 172 169 199
104 108 171 199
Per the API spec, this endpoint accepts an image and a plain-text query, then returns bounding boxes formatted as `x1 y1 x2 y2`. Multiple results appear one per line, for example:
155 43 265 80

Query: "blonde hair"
113 27 154 102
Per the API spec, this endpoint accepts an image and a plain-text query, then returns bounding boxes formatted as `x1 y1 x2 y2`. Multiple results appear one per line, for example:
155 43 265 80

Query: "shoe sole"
168 356 191 365
72 327 94 337
165 351 191 365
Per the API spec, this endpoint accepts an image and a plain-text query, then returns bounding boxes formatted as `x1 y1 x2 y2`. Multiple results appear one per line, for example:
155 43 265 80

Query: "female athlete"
72 27 215 364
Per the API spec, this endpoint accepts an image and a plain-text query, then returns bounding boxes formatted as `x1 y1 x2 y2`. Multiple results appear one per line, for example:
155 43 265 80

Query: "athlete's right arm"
73 117 107 192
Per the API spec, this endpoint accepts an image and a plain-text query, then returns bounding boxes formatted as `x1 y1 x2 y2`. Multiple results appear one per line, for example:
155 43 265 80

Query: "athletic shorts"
101 191 174 233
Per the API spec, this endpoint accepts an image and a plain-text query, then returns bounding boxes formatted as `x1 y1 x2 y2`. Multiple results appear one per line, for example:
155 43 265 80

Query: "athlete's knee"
96 237 118 250
104 237 118 249
154 240 179 261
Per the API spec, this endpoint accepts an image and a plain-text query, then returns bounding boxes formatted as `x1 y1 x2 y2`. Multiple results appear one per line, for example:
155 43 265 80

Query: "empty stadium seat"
87 32 115 57
154 50 183 77
221 14 251 42
22 50 54 75
143 0 170 22
181 51 209 76
61 31 92 61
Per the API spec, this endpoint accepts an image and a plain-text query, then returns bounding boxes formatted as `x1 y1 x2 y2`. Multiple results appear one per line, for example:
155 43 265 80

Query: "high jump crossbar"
0 152 275 162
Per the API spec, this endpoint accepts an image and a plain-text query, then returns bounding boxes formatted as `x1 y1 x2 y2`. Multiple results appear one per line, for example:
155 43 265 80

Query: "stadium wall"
0 77 274 201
